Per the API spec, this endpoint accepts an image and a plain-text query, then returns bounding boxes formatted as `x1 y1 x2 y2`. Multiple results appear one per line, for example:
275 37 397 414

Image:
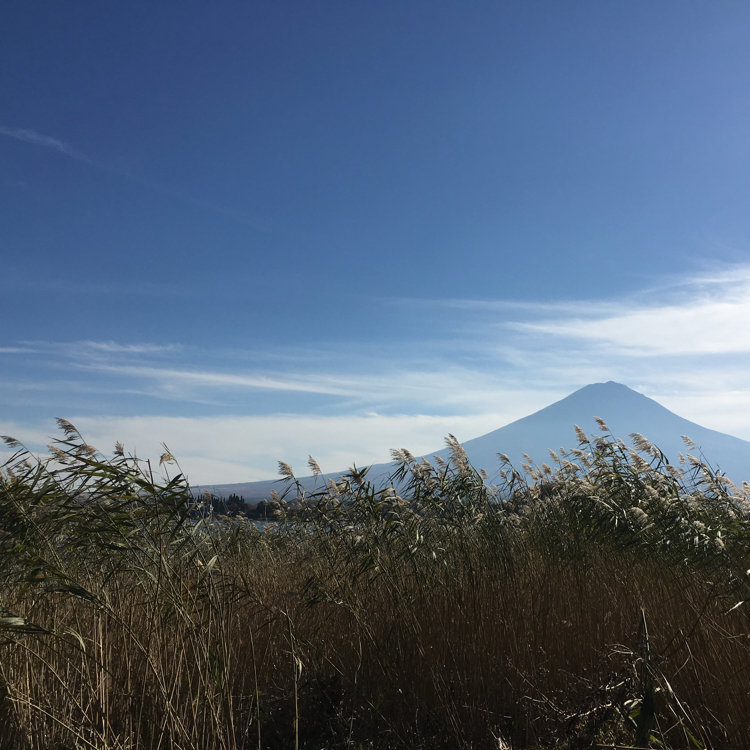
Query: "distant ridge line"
194 382 750 500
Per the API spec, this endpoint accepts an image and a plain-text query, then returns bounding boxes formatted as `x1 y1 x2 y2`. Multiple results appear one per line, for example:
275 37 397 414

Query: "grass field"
1 420 749 749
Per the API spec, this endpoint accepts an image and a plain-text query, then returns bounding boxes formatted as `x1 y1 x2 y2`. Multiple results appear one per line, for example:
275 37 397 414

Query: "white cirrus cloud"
509 268 750 356
75 340 182 355
0 126 89 162
0 346 39 354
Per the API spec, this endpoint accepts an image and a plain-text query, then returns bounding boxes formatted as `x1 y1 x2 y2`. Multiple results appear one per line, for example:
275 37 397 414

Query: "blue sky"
3 2 750 484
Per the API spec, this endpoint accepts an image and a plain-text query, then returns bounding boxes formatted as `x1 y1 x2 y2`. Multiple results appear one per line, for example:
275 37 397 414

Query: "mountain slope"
197 382 750 500
440 381 750 481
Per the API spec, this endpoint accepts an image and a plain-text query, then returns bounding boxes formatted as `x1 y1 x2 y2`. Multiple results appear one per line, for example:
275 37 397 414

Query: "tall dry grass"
0 421 749 748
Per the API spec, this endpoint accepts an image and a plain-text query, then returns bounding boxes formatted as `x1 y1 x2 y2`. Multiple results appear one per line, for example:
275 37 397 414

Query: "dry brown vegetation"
0 421 749 748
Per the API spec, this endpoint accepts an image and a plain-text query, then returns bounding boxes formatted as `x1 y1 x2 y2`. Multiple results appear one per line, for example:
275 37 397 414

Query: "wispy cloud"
0 126 90 162
0 346 39 354
510 267 750 356
0 125 272 233
396 295 624 318
70 357 560 416
13 339 182 357
78 364 365 397
75 341 182 355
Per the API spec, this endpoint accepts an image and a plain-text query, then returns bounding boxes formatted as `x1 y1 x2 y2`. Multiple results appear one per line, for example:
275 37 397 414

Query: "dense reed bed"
1 420 749 749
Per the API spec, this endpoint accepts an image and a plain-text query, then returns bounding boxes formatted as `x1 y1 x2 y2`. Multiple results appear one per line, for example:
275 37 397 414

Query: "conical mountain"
433 381 750 484
198 382 750 501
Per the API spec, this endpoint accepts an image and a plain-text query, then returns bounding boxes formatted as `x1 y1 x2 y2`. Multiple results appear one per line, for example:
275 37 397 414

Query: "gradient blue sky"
3 2 750 484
